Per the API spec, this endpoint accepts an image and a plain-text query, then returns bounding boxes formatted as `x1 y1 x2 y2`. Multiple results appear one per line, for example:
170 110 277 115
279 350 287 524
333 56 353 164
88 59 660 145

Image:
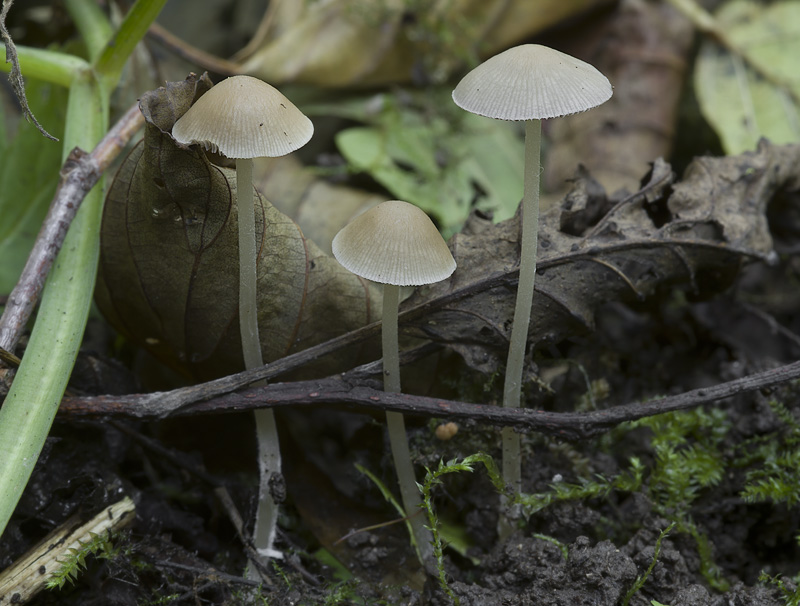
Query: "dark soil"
4 245 800 605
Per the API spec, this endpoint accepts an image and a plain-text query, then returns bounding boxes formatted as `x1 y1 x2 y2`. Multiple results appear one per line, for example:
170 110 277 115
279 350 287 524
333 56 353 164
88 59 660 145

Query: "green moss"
47 531 120 590
739 400 800 506
420 453 503 604
759 570 800 606
622 522 676 606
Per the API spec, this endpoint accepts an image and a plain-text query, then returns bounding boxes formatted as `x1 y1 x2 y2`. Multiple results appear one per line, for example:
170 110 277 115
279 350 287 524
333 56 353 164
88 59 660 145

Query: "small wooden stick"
0 496 135 604
146 22 241 75
58 356 800 441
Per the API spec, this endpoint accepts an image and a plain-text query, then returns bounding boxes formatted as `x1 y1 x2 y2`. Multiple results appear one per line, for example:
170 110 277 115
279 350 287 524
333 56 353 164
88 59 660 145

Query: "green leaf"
0 80 67 294
459 112 524 223
354 463 406 522
694 0 800 154
334 91 523 238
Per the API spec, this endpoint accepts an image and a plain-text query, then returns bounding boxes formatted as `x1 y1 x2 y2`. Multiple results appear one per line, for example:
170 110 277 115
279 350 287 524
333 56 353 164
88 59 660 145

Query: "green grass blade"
64 0 114 63
0 44 88 88
0 72 107 538
94 0 169 87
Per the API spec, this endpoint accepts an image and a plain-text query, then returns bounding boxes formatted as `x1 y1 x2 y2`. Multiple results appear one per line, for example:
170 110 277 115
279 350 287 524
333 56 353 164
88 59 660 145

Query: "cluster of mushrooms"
169 44 611 568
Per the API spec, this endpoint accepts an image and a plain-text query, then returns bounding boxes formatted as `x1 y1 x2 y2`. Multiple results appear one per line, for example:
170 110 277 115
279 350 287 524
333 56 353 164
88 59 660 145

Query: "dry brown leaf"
95 74 381 380
255 155 386 255
239 0 613 87
405 143 798 374
542 0 695 196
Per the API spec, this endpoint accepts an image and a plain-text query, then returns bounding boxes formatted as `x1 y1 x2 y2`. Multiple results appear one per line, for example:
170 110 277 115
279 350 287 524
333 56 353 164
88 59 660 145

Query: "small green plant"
229 586 271 606
272 559 292 589
0 0 169 540
517 408 730 590
632 408 730 591
621 522 676 606
530 533 568 560
739 400 800 506
320 578 390 606
47 531 119 590
759 570 800 606
517 456 645 517
637 408 728 511
736 400 800 602
420 453 504 605
355 462 423 564
140 594 181 606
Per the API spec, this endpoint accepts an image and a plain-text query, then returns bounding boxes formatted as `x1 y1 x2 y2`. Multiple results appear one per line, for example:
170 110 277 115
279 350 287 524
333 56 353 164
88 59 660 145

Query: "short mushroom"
452 44 611 506
172 75 313 560
332 200 456 564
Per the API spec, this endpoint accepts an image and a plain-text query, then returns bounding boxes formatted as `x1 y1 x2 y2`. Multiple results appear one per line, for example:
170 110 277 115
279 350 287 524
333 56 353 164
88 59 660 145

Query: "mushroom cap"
452 44 612 121
171 75 313 159
332 200 456 286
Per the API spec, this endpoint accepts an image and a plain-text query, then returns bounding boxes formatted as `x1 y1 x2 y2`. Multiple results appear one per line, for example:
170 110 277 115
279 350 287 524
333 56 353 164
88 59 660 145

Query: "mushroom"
332 200 456 564
452 45 611 503
172 75 313 559
435 422 459 441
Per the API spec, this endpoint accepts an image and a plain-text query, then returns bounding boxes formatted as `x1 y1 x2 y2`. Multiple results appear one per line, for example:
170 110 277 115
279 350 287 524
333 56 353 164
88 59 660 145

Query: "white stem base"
382 284 433 565
499 119 542 538
236 158 283 568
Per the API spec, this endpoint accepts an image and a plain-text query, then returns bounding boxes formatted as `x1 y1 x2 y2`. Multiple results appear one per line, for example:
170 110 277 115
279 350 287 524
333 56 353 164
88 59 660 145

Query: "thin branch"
110 420 273 581
153 560 262 588
147 22 241 76
230 0 281 63
0 345 20 367
45 285 498 419
584 160 674 239
59 357 800 441
46 232 764 419
739 301 800 351
0 0 58 140
0 102 144 353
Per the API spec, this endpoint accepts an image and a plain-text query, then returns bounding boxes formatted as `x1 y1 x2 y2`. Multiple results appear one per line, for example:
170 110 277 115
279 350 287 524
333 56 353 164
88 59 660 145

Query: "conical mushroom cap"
171 75 313 159
332 201 456 287
452 44 612 121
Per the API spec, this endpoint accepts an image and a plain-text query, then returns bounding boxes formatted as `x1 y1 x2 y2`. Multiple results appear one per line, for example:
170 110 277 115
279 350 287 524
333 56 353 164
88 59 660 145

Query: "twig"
59 357 800 441
0 496 136 603
153 560 261 588
47 234 760 418
109 420 273 582
0 345 20 367
147 22 241 76
0 0 57 140
0 102 144 354
739 301 800 351
44 287 489 419
230 0 281 63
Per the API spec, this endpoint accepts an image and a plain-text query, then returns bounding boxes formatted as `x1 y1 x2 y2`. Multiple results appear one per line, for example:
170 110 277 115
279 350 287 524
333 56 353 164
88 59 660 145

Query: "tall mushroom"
452 45 611 513
172 75 313 559
332 200 456 564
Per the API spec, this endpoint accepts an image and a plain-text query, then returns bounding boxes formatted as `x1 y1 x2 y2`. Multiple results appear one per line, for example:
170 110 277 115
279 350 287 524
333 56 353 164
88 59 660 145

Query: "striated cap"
332 200 456 286
452 44 612 121
171 75 313 159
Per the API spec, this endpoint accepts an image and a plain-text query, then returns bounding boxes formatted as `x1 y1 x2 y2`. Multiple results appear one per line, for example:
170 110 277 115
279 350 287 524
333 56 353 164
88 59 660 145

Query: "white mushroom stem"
382 284 402 395
382 283 433 564
237 157 282 560
237 158 261 369
501 118 541 507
